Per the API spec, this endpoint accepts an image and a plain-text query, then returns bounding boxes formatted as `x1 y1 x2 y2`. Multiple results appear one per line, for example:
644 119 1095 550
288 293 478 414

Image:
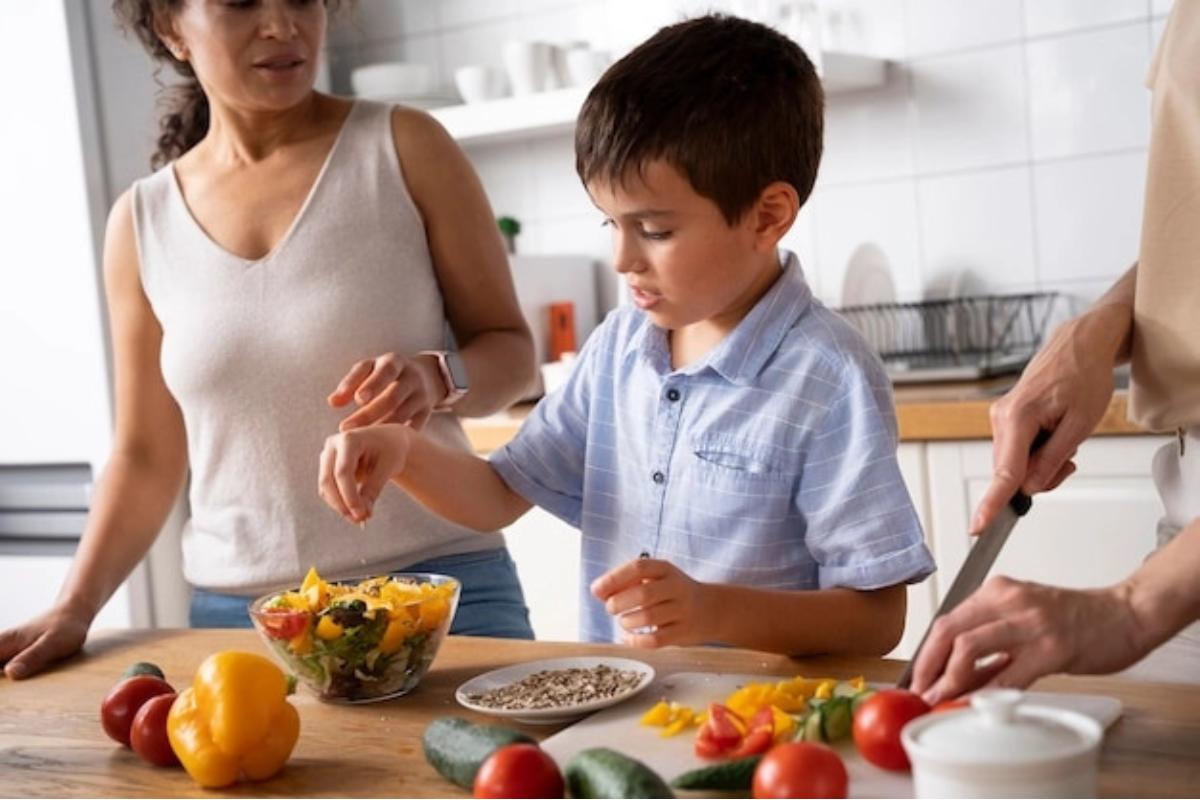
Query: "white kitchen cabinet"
504 507 582 642
0 551 133 632
926 436 1170 597
891 442 939 660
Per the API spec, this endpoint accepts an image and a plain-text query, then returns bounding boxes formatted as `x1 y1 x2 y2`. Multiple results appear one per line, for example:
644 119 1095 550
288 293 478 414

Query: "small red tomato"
753 742 849 799
932 697 970 714
257 607 310 640
130 693 179 767
100 675 175 747
852 689 931 772
474 744 564 799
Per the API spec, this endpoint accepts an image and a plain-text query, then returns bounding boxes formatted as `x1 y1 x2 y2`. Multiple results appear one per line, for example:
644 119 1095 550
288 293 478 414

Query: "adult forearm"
57 453 185 620
1125 517 1200 655
1076 263 1136 366
456 329 537 417
393 433 530 531
703 583 906 656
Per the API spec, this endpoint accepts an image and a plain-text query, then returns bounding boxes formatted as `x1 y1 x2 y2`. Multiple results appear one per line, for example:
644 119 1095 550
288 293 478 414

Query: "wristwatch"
419 350 469 411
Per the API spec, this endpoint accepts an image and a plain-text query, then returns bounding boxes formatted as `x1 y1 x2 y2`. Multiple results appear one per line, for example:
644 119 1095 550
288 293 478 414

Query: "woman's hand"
0 604 91 680
972 302 1130 534
318 424 413 523
908 576 1144 704
590 559 717 648
328 353 443 432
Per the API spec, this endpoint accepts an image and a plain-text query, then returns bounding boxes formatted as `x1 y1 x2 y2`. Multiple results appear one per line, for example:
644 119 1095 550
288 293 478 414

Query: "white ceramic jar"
901 689 1103 798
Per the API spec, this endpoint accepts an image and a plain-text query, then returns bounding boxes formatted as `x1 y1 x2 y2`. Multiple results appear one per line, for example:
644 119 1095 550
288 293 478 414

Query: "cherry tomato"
932 697 970 714
473 744 564 799
130 693 179 767
100 675 175 747
852 689 931 771
257 607 310 640
752 742 849 799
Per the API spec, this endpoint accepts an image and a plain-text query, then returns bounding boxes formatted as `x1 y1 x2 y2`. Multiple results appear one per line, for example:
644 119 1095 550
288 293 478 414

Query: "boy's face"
587 160 781 334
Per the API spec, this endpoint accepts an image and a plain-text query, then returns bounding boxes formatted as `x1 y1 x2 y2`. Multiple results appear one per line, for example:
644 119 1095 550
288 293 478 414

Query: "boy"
319 14 934 655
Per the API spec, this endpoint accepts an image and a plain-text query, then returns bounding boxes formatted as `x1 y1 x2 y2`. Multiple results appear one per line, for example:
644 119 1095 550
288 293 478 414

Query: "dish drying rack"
836 292 1060 383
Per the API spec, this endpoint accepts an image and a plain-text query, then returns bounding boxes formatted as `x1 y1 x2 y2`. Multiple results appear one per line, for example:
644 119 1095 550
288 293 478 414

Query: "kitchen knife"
896 429 1051 690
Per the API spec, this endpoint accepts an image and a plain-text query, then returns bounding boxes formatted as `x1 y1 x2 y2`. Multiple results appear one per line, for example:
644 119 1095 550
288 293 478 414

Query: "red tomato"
130 693 179 767
852 689 931 771
257 607 310 640
730 707 776 758
100 675 175 747
694 703 747 759
932 697 970 714
473 744 564 799
752 742 849 799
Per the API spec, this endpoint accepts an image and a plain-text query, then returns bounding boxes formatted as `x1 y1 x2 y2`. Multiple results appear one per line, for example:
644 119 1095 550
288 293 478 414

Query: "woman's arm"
392 108 537 417
0 191 189 679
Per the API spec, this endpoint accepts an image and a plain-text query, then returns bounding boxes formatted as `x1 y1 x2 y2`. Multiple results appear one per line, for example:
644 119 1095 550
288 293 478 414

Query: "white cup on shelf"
503 41 553 95
454 65 508 104
565 48 611 88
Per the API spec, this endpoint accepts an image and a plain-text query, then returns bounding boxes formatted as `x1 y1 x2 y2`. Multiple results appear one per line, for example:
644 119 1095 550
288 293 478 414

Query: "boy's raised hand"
590 558 716 648
318 424 412 525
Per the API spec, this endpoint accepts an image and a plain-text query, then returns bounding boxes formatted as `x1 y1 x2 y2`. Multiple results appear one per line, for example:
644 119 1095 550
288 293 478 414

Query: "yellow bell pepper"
167 651 300 788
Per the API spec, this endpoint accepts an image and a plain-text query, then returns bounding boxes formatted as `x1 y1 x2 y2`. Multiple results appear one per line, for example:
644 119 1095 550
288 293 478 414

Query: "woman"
0 0 537 680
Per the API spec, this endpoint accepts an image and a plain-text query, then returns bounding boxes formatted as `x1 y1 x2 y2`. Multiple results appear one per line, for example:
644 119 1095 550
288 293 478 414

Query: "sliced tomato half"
258 607 310 639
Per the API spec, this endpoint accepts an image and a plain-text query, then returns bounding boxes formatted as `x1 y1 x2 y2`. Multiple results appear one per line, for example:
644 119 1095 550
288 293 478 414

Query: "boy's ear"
749 181 800 251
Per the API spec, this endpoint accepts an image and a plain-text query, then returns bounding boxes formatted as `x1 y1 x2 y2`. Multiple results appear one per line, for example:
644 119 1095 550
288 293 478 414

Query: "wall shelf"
429 51 889 147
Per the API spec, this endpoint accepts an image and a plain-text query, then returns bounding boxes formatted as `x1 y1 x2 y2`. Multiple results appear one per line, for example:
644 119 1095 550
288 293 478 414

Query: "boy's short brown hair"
576 14 823 225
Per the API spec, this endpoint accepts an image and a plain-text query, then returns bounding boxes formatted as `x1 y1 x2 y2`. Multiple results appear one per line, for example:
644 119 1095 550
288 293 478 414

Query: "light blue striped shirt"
491 251 935 643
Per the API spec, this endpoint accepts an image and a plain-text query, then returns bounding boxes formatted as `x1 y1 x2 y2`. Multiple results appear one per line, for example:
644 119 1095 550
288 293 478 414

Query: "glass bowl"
249 571 460 703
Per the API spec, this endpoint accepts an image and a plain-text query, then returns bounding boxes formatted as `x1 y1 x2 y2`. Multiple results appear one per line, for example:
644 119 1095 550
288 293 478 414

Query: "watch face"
444 351 469 391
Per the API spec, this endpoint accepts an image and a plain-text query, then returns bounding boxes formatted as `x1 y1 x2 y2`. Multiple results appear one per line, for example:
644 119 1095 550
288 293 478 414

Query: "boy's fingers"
622 622 680 649
318 442 354 522
590 558 670 600
332 441 366 520
616 599 682 632
328 360 373 407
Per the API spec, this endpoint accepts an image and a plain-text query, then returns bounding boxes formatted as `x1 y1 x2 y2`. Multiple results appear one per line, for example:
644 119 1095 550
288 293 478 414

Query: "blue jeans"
189 547 535 639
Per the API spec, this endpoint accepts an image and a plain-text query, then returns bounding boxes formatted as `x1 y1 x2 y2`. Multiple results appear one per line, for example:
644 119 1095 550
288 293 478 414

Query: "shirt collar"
625 250 813 384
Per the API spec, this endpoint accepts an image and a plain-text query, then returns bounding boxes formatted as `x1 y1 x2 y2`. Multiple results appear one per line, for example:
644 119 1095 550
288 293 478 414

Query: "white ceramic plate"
455 656 656 725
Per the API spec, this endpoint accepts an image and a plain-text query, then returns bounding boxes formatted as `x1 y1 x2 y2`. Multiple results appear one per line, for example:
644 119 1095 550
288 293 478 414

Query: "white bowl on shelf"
351 61 433 99
454 65 509 104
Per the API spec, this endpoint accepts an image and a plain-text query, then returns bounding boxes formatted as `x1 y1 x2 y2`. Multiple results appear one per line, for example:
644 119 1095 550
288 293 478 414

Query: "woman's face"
166 0 327 112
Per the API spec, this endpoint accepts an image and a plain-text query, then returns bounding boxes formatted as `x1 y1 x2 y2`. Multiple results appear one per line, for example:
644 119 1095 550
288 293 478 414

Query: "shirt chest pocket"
671 435 800 537
689 435 799 482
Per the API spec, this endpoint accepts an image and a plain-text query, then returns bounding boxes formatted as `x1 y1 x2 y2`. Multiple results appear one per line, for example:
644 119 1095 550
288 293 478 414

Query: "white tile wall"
326 0 1164 309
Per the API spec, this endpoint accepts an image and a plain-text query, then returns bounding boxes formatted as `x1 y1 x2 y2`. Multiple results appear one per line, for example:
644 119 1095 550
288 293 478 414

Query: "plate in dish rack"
455 656 656 724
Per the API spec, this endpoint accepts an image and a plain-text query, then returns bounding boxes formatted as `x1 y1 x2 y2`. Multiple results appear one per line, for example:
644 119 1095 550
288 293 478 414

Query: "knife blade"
895 429 1050 689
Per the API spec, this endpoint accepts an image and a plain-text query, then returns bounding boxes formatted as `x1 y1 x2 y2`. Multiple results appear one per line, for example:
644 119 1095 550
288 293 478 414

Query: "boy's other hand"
590 558 716 648
318 424 411 524
327 352 440 433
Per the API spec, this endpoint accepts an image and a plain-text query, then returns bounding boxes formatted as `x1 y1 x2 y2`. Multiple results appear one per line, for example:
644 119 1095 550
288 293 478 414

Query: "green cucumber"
671 754 762 791
422 716 535 789
820 697 853 742
566 747 674 798
851 688 877 714
802 706 825 742
121 661 165 680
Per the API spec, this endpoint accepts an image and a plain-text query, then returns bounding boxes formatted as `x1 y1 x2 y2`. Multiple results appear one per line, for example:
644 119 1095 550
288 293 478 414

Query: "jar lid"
904 689 1102 765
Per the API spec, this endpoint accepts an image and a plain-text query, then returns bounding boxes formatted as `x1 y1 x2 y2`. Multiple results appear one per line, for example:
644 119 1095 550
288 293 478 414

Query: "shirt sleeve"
488 319 609 528
796 354 936 590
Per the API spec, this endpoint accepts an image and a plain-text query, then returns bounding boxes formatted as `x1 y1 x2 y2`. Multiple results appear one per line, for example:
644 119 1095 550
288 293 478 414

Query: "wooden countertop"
464 385 1144 452
4 630 1198 797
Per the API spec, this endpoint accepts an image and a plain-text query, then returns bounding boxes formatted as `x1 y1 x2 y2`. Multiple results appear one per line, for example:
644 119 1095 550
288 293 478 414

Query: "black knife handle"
1006 428 1052 516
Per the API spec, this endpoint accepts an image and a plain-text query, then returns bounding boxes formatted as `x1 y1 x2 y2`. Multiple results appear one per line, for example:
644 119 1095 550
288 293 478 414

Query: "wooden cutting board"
540 672 1123 798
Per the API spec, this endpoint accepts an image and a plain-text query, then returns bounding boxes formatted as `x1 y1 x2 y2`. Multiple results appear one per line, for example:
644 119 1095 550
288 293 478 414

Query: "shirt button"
652 471 665 484
666 388 681 402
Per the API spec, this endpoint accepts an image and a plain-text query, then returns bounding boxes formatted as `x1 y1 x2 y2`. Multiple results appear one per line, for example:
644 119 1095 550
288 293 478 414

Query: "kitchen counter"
463 384 1144 452
3 630 1197 797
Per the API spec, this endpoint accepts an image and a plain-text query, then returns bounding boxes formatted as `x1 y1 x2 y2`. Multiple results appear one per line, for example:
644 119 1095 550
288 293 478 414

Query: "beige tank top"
131 100 502 594
1129 2 1200 431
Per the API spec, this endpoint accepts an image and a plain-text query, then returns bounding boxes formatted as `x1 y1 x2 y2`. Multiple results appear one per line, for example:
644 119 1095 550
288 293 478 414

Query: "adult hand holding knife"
898 427 1054 700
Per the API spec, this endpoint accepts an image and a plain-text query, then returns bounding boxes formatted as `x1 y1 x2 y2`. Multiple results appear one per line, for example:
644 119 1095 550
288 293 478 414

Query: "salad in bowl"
250 567 459 703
